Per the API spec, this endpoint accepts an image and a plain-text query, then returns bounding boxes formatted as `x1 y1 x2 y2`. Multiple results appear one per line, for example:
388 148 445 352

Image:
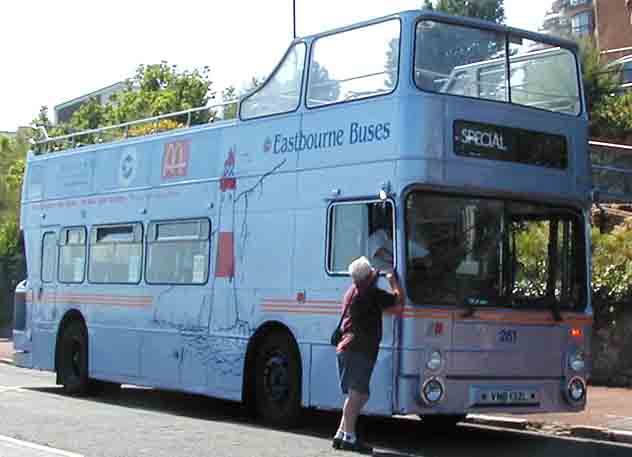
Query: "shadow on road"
26 385 632 457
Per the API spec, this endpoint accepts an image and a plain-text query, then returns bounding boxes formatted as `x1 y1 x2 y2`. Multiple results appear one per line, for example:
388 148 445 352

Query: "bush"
591 92 632 140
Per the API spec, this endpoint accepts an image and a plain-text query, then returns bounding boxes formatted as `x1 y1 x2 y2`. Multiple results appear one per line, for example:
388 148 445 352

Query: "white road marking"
0 386 27 393
0 435 84 457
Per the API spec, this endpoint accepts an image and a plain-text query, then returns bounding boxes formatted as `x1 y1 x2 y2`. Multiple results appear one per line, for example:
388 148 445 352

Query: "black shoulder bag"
330 303 349 346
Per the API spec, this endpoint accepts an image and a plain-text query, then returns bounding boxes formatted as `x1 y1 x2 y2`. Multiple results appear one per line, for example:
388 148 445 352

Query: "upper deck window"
307 20 400 108
240 42 306 120
414 20 581 115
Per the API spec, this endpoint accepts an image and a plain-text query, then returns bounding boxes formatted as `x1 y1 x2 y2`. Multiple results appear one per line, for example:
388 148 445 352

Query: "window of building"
307 19 400 108
569 0 591 7
146 219 211 284
89 224 143 284
59 227 86 283
327 200 395 274
571 11 592 37
240 43 306 120
41 232 57 283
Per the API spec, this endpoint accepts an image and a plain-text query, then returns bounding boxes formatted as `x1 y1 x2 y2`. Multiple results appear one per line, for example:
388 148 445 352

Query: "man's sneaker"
332 437 343 450
341 439 373 454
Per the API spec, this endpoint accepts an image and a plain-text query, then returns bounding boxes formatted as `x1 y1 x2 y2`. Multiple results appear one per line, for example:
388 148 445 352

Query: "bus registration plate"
475 388 538 406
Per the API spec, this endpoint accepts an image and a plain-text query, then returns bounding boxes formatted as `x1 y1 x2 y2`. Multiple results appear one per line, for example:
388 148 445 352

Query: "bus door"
30 228 59 370
320 199 397 414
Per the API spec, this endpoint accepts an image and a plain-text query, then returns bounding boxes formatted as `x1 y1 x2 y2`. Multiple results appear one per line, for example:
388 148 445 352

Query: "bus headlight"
569 351 585 372
426 350 442 371
567 377 586 402
421 378 445 404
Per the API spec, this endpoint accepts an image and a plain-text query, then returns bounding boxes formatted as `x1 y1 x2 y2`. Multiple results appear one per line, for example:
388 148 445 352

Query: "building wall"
595 0 632 64
541 0 595 38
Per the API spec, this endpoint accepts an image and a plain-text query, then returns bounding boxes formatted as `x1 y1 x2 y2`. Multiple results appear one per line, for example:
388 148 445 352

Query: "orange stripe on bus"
261 307 339 315
262 298 339 305
262 303 339 311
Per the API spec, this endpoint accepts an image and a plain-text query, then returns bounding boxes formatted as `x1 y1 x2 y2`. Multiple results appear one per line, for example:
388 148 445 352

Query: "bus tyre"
254 331 302 427
418 414 466 430
58 320 90 395
90 380 122 395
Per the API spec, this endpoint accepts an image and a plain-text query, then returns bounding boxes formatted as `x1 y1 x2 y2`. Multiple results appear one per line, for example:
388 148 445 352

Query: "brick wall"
596 0 632 64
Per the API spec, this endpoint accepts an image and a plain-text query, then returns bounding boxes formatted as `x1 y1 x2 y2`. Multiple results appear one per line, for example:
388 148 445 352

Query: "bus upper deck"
31 10 589 206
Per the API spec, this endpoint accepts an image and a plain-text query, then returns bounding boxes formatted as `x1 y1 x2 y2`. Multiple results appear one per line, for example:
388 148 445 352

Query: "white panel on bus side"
309 344 393 415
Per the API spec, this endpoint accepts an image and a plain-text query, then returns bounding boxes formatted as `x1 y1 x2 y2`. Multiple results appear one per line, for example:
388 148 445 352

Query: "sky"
0 0 552 132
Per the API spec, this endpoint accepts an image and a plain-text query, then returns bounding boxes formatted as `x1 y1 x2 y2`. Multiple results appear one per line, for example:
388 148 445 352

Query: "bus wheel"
90 380 122 395
418 414 466 430
58 320 90 395
254 331 302 427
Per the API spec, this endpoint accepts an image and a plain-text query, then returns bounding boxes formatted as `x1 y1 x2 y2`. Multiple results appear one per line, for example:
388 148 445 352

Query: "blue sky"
0 0 552 132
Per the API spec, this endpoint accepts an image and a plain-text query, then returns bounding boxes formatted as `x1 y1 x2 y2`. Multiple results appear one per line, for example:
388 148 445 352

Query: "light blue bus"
14 10 593 427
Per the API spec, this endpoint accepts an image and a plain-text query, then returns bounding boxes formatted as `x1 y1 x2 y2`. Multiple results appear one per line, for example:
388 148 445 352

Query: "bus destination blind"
453 120 568 169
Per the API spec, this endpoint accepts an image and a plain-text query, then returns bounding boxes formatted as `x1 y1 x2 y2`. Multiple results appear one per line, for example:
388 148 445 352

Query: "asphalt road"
0 363 630 457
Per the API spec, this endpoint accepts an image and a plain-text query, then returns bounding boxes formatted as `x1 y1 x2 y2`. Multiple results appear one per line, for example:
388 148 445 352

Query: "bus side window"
146 219 210 285
41 232 57 283
327 201 395 274
89 223 143 284
58 227 87 283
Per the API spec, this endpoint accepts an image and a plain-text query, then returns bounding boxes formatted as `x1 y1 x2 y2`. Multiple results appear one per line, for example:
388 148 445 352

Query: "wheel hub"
263 352 289 402
70 340 81 377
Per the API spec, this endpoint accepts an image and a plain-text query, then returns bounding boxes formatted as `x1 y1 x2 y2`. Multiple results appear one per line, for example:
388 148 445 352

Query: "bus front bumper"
396 375 587 416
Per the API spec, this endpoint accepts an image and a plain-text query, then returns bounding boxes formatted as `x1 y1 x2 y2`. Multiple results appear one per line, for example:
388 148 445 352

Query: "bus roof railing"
33 99 239 154
590 140 632 204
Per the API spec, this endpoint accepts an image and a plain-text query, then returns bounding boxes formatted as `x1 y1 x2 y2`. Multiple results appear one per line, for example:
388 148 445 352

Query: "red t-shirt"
336 281 397 360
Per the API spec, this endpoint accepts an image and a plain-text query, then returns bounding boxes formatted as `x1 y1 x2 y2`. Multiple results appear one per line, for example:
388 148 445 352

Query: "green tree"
36 62 218 151
107 62 214 126
591 92 632 139
578 37 618 117
0 134 27 216
222 86 238 120
423 0 505 24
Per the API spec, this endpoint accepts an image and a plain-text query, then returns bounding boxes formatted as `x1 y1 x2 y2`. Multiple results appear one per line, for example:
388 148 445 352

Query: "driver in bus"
368 227 394 271
369 225 431 272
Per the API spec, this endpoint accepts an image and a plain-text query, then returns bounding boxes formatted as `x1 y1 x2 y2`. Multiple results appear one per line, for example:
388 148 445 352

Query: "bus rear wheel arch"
245 324 302 427
55 312 121 395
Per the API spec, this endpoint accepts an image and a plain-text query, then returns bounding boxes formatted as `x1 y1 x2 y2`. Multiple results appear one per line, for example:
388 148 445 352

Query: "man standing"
333 257 404 453
628 0 632 24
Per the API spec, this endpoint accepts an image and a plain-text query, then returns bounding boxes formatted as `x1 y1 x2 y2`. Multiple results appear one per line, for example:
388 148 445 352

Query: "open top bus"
14 10 593 426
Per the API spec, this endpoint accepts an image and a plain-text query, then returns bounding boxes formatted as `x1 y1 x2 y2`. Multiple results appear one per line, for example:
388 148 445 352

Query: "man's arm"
385 271 405 314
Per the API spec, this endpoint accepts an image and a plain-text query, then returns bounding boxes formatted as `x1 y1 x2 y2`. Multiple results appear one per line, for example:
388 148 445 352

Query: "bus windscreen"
405 192 587 312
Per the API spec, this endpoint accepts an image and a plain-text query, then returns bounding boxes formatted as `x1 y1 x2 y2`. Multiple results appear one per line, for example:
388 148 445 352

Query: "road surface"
0 363 629 457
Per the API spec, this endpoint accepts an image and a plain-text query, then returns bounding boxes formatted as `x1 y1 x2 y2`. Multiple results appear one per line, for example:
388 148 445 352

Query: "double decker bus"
14 10 592 427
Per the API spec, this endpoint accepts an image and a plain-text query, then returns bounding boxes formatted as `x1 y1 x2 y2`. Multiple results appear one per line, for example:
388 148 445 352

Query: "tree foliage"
34 62 216 150
108 62 214 125
0 134 27 216
591 92 632 139
592 222 632 300
423 0 505 24
578 37 619 118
